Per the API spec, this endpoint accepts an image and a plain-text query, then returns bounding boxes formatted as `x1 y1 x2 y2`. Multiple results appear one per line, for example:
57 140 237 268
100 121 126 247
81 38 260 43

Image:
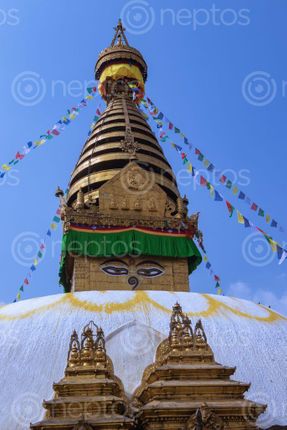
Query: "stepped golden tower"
59 19 202 294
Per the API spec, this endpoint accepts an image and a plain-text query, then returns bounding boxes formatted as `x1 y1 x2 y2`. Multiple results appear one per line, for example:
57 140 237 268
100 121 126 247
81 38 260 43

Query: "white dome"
0 290 286 429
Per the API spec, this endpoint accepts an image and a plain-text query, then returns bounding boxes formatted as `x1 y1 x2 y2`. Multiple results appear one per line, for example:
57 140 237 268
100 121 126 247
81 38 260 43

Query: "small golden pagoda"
31 303 266 429
31 322 134 429
133 303 266 429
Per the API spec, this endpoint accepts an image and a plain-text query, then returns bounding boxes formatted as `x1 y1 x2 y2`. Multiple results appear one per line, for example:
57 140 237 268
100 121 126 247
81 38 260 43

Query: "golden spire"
67 21 178 209
111 18 129 47
67 330 81 368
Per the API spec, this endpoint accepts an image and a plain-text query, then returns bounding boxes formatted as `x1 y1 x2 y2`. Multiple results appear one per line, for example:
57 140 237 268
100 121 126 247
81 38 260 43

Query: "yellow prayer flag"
203 256 208 262
85 95 93 100
34 139 45 146
203 159 209 168
237 210 244 224
232 186 239 195
2 164 11 171
50 223 57 230
209 185 215 198
269 239 277 252
34 259 38 266
17 292 21 300
266 214 271 223
187 162 193 173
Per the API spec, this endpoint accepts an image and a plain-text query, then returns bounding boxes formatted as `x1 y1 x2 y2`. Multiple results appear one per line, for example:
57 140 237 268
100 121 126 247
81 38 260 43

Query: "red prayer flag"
251 203 258 211
220 175 227 184
226 200 234 217
200 176 207 186
15 152 24 160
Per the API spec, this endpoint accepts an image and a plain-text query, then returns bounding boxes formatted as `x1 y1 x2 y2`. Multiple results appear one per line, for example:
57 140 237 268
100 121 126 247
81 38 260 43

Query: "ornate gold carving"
194 319 208 348
67 321 113 371
80 326 95 367
165 199 177 218
120 125 139 156
126 166 146 190
120 97 139 156
186 404 225 430
73 422 94 430
148 197 157 212
169 302 194 351
67 330 81 368
134 198 142 211
111 18 129 47
132 303 266 430
121 197 129 210
31 320 132 429
109 195 118 209
75 188 85 210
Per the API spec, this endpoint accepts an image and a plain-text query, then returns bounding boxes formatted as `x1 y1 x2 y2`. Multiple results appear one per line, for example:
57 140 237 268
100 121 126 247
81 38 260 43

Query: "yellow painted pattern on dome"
0 292 285 323
0 295 67 321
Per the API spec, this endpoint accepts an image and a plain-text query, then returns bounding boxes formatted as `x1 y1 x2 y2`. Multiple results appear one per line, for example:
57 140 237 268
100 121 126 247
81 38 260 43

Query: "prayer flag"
214 190 223 201
226 201 234 218
271 219 278 228
237 210 245 224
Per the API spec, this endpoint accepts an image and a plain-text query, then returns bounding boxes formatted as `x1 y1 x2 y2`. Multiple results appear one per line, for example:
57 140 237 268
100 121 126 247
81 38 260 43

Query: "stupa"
0 19 286 430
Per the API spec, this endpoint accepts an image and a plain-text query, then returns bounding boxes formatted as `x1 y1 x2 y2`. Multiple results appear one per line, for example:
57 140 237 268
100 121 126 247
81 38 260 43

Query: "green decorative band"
59 226 202 291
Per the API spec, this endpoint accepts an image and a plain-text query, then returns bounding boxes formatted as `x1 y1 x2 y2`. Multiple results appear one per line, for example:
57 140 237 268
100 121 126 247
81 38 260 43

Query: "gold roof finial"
111 18 130 47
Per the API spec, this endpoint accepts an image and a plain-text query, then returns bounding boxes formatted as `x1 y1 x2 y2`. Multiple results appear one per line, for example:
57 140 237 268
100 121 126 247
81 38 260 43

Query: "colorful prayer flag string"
199 247 223 295
87 107 103 136
140 104 287 268
13 205 62 302
1 87 99 180
12 110 103 303
134 99 223 293
142 97 286 235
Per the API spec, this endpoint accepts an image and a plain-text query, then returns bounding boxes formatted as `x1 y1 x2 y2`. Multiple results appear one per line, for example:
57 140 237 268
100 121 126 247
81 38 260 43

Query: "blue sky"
0 0 286 314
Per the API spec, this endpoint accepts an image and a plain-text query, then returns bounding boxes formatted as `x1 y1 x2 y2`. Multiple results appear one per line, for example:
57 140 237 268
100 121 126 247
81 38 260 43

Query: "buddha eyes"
101 266 129 276
100 260 165 278
137 267 164 277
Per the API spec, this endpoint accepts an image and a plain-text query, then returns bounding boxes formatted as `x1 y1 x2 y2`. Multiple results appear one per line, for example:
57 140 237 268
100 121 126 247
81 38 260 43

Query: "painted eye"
137 267 164 278
101 266 128 276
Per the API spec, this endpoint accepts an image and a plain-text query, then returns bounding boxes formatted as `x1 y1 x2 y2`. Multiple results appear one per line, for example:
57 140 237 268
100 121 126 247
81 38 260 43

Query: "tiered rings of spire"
67 19 180 209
